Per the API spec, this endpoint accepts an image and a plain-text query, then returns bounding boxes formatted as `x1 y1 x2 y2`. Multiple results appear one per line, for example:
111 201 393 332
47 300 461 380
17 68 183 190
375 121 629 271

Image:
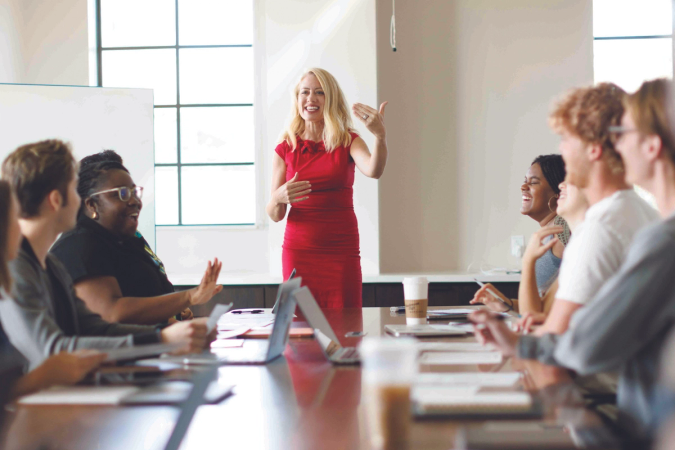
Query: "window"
97 0 255 226
593 0 673 92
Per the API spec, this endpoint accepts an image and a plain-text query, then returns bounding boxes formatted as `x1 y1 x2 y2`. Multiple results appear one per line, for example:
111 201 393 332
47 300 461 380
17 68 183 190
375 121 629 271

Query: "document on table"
210 339 245 349
18 382 234 405
18 386 140 405
207 303 234 332
415 372 522 387
103 342 184 363
418 351 503 365
217 314 275 331
412 385 533 408
416 342 494 352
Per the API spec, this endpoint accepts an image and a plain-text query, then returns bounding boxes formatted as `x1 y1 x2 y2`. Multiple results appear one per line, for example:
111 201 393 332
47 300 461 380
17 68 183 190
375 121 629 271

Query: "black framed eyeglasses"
608 125 639 135
89 186 143 202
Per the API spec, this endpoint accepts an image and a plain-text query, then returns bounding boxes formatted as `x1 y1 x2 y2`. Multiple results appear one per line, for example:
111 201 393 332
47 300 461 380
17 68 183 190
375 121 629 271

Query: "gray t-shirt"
519 213 675 438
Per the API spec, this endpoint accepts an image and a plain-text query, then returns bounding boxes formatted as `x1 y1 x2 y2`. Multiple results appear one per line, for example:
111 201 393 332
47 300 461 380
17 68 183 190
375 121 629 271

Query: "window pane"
180 107 254 164
101 0 176 47
154 108 177 164
102 49 177 105
181 166 255 224
593 38 672 92
178 0 253 45
155 166 179 225
179 48 254 104
593 0 672 37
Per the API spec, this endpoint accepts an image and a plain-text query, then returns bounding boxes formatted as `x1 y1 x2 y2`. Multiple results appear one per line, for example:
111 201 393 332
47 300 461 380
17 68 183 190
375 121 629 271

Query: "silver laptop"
384 324 468 337
170 279 299 365
293 286 360 365
272 268 298 314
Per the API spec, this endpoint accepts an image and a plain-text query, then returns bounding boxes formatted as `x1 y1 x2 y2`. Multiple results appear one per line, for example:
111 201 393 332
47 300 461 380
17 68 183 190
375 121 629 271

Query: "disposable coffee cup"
402 277 428 325
359 337 417 450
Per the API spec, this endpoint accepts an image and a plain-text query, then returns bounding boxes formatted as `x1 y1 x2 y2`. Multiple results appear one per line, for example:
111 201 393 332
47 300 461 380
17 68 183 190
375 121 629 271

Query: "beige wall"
0 0 24 83
377 0 594 273
0 0 89 86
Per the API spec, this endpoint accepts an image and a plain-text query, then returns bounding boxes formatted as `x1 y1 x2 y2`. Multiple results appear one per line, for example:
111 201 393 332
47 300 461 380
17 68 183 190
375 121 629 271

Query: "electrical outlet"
511 235 525 258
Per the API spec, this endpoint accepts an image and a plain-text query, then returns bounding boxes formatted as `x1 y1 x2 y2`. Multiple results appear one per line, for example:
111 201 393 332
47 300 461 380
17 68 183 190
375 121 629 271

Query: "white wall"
377 0 594 273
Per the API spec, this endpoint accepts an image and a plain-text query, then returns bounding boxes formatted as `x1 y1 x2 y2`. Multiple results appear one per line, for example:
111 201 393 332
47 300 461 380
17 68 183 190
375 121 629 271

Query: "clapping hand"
353 102 388 140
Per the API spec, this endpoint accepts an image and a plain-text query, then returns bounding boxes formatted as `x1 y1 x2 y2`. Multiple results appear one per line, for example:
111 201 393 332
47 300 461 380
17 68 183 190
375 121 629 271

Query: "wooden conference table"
2 306 604 450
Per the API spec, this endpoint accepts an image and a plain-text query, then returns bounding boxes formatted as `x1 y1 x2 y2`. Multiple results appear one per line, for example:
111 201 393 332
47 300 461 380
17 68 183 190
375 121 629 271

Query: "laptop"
167 279 299 365
384 324 468 337
292 286 360 365
272 268 297 314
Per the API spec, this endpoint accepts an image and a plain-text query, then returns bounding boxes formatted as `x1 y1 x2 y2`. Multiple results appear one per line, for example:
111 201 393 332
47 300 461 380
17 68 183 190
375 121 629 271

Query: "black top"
51 217 175 299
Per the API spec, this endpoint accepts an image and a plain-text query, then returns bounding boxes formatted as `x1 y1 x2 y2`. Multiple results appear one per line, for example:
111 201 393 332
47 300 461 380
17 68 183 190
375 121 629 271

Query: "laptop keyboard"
339 347 359 360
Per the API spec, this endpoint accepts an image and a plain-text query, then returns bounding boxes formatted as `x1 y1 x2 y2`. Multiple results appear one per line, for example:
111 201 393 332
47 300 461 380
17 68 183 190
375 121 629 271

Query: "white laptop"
293 286 360 365
163 279 299 365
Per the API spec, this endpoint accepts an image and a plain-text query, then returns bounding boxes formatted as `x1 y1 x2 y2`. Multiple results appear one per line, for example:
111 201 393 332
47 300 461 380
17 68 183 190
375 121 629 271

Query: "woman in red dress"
266 68 389 308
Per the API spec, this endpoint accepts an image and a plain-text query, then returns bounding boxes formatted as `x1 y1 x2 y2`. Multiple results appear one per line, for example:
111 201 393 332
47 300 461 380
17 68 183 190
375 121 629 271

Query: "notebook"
412 386 542 419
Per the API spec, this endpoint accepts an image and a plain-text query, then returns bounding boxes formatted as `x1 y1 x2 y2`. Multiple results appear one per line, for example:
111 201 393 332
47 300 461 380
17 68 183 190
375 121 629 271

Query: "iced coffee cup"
402 277 428 325
359 337 417 450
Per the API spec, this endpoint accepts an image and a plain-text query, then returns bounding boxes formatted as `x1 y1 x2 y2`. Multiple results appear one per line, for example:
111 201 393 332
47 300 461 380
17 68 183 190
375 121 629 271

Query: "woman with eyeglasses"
51 151 223 325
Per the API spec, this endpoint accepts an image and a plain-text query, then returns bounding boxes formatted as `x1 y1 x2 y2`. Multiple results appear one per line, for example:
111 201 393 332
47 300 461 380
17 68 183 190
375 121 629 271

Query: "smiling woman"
50 151 224 325
266 68 389 308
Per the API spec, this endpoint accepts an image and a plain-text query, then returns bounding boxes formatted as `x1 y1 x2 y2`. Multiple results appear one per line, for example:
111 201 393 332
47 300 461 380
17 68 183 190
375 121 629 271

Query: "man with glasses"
0 140 211 370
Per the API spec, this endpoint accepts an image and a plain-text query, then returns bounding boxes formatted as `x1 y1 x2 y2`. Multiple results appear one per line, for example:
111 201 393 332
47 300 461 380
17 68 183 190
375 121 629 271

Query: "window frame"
95 0 256 227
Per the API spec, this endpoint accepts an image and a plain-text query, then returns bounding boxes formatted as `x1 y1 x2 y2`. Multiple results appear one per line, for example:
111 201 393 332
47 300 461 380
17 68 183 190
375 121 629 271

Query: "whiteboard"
0 84 156 249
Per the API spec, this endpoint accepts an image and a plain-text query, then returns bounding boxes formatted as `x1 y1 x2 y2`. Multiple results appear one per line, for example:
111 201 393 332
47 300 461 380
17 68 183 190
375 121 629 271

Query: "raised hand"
522 226 564 265
469 283 510 312
353 102 388 140
188 259 224 306
272 172 311 205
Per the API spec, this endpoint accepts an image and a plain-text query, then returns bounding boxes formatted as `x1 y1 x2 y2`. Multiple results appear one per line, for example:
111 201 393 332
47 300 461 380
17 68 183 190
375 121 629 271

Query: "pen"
232 310 264 314
390 306 406 313
473 278 521 317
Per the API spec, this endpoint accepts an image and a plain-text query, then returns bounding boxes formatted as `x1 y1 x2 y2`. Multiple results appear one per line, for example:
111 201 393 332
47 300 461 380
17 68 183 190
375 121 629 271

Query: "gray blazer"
0 241 160 370
519 214 675 439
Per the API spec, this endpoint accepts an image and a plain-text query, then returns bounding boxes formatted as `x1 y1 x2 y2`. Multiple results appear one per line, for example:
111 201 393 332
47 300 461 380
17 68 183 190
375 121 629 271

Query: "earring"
548 195 558 213
92 211 98 220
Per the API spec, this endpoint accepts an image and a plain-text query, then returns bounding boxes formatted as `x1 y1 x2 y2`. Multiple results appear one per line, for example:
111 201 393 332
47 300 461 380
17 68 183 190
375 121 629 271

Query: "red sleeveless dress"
274 133 362 308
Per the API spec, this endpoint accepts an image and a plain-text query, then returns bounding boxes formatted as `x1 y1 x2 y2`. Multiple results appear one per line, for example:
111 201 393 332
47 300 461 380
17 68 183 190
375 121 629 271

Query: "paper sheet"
415 372 521 387
413 386 532 407
206 303 234 332
210 339 245 349
416 342 493 352
18 386 140 405
217 313 275 331
428 309 475 315
418 351 503 365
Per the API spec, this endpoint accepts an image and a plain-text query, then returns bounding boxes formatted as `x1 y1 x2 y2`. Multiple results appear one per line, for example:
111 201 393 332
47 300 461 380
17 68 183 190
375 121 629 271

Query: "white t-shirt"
556 189 659 305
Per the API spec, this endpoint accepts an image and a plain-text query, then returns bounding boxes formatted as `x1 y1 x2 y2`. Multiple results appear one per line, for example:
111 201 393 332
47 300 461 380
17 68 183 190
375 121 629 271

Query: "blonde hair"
624 78 675 165
279 68 355 152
